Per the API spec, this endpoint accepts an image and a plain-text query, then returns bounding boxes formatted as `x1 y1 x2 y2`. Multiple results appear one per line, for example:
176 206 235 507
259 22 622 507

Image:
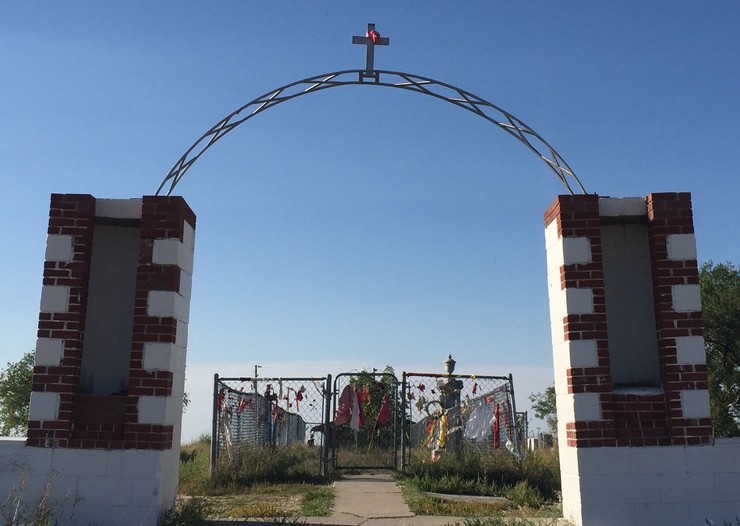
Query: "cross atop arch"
352 23 390 82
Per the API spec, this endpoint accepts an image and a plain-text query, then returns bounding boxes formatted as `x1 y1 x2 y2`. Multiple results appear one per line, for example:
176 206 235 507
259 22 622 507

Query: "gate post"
400 372 407 470
321 374 332 476
544 193 740 525
210 373 220 475
20 194 196 525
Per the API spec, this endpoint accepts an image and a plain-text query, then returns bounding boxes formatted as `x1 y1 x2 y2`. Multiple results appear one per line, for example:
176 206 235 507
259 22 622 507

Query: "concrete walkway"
206 473 568 525
320 473 461 526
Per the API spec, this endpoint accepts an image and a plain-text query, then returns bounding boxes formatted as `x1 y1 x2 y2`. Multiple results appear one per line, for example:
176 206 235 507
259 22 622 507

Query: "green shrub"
400 447 560 507
160 496 213 526
178 435 214 495
215 443 324 488
505 481 545 508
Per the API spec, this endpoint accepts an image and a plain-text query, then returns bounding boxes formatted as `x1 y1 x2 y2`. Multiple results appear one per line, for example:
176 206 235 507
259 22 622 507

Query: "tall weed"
400 447 560 505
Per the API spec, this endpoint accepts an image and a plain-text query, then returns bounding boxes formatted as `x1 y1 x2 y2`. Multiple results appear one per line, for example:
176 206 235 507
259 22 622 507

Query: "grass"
177 435 333 520
176 435 563 521
397 447 562 519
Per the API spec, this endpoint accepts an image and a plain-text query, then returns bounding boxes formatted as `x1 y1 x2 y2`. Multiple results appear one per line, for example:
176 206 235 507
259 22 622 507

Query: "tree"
700 261 740 437
0 351 34 436
528 385 557 436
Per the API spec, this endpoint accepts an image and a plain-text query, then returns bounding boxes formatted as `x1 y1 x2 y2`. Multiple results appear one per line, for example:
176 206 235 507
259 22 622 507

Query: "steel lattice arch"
156 69 586 196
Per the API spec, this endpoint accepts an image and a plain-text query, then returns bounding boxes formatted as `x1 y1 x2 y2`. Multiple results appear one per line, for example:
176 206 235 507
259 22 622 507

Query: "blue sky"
1 2 738 442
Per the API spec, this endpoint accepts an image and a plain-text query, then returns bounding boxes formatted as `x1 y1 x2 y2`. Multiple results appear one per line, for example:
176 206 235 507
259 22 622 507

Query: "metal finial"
444 354 456 375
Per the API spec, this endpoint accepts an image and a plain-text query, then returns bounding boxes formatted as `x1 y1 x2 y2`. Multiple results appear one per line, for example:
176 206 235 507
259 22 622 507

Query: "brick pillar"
27 195 196 451
24 194 195 526
545 193 718 525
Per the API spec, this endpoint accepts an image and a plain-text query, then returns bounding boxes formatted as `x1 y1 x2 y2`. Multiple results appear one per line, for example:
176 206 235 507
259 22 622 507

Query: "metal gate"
211 374 332 474
331 372 400 470
401 371 524 468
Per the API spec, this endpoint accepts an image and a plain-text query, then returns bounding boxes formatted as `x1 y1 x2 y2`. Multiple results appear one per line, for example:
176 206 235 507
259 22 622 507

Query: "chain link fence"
210 368 527 474
402 372 523 467
211 374 331 472
331 372 400 470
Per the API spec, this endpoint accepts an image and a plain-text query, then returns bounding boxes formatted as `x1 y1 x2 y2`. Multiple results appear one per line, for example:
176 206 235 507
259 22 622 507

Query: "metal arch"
156 69 587 196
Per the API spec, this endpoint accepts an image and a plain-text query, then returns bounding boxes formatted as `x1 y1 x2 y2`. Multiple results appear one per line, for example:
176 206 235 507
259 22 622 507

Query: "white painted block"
565 287 594 314
666 233 698 261
182 221 195 250
45 234 74 262
39 285 69 313
35 338 64 367
680 389 710 419
659 472 716 503
685 442 721 474
76 476 132 506
549 319 565 349
599 197 646 217
179 269 192 299
676 335 706 364
138 396 180 425
176 319 188 348
180 245 194 275
563 237 591 265
95 198 142 219
693 502 740 526
551 341 568 373
568 340 599 368
672 284 702 312
142 342 175 371
576 447 632 476
711 437 740 474
23 445 54 475
51 449 108 477
28 391 60 421
152 238 179 265
557 393 575 423
170 344 186 374
580 502 636 525
170 371 186 401
129 476 163 503
164 394 182 425
77 503 157 526
714 472 740 501
629 446 685 475
138 396 167 424
544 219 561 249
573 392 601 421
152 238 194 275
637 502 690 525
147 290 190 322
547 286 566 320
595 473 662 504
120 450 163 478
545 225 564 274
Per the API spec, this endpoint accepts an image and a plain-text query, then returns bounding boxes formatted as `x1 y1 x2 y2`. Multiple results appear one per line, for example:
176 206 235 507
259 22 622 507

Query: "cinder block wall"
0 194 196 526
545 193 740 525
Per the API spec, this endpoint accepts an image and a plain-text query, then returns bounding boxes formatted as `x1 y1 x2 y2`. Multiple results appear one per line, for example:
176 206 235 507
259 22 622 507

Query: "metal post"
400 372 407 470
210 373 220 476
321 374 332 476
508 373 521 455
